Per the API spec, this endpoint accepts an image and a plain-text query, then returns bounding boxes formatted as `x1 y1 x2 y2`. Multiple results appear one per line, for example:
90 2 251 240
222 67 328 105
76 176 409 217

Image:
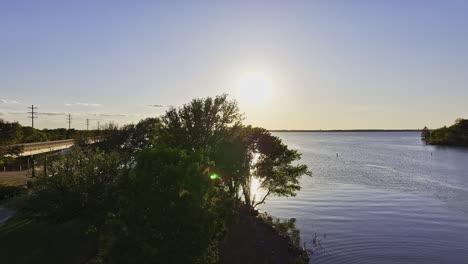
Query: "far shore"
270 129 421 132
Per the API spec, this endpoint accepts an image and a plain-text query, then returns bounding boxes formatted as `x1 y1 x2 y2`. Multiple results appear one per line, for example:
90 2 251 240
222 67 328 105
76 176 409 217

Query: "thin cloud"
65 102 102 107
147 104 174 108
40 112 67 116
0 110 66 117
86 113 139 118
96 113 127 117
0 99 19 104
0 110 24 115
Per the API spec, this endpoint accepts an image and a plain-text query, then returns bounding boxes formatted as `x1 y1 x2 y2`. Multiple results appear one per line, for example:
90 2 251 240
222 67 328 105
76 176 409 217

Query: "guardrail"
4 138 102 158
19 139 75 152
19 140 75 157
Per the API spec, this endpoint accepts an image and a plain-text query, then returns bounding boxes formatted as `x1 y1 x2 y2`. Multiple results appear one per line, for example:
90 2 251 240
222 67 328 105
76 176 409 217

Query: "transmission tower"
27 105 38 128
86 118 90 131
67 114 72 129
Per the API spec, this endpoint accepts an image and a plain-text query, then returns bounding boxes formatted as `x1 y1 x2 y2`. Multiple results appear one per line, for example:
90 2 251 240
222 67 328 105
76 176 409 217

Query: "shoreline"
270 129 421 132
220 204 309 264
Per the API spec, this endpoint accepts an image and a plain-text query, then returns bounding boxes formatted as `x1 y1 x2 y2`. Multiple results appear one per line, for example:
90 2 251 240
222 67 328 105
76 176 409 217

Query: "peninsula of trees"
422 118 468 146
1 95 311 263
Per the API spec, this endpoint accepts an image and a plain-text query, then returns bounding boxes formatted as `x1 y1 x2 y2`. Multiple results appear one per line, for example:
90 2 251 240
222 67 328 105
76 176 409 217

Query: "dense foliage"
160 94 242 153
0 119 23 166
17 95 310 263
213 126 311 207
259 212 301 247
422 118 468 146
0 119 82 144
161 95 311 207
101 148 228 263
25 148 122 228
93 118 161 164
0 183 24 202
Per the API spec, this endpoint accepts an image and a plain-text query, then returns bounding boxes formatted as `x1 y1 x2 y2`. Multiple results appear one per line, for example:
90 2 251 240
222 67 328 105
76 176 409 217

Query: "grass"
0 213 97 264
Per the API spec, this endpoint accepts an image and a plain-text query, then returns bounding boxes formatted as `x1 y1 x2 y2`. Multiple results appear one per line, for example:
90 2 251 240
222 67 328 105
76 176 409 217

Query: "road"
0 171 32 185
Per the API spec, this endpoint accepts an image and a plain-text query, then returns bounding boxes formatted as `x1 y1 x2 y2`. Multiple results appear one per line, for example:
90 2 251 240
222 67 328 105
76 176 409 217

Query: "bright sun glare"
237 71 272 105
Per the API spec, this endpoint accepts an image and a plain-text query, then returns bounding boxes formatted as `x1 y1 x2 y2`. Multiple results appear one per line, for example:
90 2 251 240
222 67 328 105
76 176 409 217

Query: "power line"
67 114 72 129
27 105 38 128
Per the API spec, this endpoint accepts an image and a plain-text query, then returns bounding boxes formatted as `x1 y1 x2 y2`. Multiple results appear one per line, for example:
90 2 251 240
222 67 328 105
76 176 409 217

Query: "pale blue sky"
1 1 467 129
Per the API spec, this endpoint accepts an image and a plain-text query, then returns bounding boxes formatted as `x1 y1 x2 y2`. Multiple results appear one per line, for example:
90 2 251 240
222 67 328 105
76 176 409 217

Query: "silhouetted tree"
101 147 227 264
216 126 311 207
423 118 468 146
160 94 242 154
94 118 161 164
159 94 310 207
421 126 430 140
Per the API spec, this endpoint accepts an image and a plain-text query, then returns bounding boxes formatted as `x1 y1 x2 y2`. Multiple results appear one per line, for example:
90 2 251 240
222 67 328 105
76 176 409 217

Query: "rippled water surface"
260 132 468 264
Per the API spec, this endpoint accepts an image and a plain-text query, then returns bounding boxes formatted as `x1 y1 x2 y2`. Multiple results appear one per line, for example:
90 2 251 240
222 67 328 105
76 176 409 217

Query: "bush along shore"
0 95 311 264
422 118 468 146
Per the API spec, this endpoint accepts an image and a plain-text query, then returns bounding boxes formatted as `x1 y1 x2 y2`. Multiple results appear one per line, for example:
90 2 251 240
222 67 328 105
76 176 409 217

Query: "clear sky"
1 0 467 130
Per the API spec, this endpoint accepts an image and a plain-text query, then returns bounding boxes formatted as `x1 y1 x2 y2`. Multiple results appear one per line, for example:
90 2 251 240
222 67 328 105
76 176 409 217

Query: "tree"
26 148 122 229
94 118 161 165
125 117 161 153
160 94 242 154
21 126 49 142
421 126 430 140
423 118 468 146
216 126 311 207
159 95 310 207
100 147 227 264
0 119 23 166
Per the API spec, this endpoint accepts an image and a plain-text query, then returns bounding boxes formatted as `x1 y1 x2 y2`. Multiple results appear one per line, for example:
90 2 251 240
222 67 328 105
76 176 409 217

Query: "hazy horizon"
1 1 467 130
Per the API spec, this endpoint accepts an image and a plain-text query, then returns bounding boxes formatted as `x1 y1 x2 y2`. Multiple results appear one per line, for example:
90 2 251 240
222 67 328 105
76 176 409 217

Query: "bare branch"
254 188 272 208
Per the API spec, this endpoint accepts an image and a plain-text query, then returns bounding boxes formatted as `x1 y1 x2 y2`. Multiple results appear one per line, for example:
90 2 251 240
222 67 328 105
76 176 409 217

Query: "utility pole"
97 121 100 131
67 114 72 129
86 118 90 131
27 105 38 128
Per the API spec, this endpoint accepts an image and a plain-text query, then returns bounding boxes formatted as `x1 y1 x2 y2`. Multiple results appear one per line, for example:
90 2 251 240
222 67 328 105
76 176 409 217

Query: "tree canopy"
213 126 311 207
100 147 227 264
160 94 242 153
0 119 23 166
17 94 311 263
422 118 468 146
159 96 311 207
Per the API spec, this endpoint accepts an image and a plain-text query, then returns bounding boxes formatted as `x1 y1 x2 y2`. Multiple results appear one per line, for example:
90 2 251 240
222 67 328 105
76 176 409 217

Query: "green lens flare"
210 173 219 180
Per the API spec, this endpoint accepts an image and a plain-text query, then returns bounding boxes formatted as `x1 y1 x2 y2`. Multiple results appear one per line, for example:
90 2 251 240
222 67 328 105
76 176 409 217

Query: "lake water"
260 132 468 264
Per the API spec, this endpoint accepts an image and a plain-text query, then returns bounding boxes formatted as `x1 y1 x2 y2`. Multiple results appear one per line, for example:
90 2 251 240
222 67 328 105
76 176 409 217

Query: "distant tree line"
17 94 311 263
421 118 468 146
0 119 100 166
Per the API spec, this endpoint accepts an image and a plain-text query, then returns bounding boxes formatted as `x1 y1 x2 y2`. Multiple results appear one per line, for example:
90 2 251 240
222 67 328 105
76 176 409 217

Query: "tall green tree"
94 118 161 164
125 117 161 152
159 95 310 207
160 94 242 154
101 147 227 264
215 126 311 207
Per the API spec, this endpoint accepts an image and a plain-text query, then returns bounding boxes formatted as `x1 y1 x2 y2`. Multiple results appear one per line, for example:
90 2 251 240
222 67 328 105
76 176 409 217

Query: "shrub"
0 183 24 202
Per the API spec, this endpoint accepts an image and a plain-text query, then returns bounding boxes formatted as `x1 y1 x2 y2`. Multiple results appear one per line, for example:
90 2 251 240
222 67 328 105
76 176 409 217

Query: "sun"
237 71 272 105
